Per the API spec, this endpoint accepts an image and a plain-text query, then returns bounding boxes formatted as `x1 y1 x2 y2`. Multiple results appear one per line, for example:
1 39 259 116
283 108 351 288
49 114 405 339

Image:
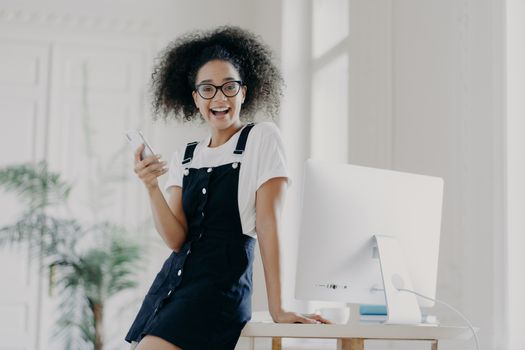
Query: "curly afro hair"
151 26 284 122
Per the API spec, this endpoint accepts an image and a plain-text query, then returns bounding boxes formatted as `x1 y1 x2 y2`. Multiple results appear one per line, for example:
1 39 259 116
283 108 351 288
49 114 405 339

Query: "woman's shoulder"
250 121 282 140
168 135 209 163
245 121 286 159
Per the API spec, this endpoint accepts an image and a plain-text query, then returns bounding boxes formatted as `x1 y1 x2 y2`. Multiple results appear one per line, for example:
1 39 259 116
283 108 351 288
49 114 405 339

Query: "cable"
397 288 480 350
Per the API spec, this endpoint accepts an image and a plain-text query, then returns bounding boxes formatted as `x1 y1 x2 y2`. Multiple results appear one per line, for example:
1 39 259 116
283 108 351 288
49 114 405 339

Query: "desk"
240 322 472 350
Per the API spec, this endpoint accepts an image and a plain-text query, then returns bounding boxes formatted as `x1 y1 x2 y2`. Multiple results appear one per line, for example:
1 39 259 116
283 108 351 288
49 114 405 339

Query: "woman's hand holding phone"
125 130 167 191
133 144 168 191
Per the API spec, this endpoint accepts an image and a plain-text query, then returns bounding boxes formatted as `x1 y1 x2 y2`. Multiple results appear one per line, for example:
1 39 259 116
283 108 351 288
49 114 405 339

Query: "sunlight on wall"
311 53 349 162
310 0 350 163
312 0 349 59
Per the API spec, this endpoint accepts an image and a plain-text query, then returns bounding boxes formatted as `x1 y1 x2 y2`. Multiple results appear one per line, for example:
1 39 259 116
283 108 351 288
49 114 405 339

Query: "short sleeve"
255 123 292 190
163 150 184 192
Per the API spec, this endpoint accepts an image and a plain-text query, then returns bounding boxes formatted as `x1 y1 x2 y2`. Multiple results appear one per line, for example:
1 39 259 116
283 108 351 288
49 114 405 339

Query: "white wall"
281 1 509 350
391 1 506 349
505 1 525 349
0 1 282 350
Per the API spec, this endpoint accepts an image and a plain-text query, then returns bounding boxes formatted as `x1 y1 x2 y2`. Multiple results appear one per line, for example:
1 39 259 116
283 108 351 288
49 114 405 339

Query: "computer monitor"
295 159 444 324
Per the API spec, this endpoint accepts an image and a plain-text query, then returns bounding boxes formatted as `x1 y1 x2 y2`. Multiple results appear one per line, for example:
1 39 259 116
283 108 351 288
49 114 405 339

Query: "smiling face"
192 59 247 132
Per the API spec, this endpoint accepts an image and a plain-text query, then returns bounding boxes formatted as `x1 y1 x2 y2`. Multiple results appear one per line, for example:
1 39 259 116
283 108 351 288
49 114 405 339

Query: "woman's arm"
256 177 330 324
134 145 188 251
147 185 188 251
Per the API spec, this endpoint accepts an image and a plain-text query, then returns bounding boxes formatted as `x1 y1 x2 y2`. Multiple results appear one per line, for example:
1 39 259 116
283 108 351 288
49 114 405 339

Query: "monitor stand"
372 235 422 325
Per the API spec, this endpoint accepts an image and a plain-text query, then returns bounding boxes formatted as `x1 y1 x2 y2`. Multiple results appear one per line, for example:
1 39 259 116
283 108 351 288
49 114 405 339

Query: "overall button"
232 162 238 169
202 188 207 194
198 233 202 239
207 167 213 173
177 269 182 276
183 169 189 176
186 249 191 255
201 212 205 217
167 290 172 296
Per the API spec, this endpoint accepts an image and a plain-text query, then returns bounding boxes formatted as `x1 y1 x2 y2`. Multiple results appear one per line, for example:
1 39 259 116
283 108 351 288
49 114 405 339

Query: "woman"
126 26 330 350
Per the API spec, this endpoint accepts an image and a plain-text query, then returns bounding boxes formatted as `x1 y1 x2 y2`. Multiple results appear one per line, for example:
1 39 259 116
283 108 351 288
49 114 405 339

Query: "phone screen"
125 130 155 160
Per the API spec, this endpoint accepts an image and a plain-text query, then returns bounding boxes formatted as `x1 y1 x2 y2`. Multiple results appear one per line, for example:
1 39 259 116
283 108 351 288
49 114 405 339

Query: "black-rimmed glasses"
195 80 243 99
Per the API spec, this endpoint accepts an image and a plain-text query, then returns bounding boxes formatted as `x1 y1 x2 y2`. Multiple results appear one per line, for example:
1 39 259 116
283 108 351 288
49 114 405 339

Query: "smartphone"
125 130 155 161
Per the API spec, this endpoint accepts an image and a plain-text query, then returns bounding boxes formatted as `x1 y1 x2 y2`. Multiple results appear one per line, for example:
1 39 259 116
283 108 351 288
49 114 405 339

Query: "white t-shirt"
164 121 291 238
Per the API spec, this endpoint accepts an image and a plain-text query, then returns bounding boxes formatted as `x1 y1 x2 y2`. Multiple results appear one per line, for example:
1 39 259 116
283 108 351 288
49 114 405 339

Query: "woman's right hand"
134 143 168 191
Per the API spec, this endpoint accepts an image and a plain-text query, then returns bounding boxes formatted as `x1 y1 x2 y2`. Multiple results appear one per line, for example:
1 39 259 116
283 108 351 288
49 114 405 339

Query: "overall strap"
181 141 198 165
233 123 255 155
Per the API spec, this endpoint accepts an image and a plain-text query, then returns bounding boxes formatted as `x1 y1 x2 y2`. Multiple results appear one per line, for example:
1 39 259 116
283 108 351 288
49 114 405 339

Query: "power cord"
397 288 480 350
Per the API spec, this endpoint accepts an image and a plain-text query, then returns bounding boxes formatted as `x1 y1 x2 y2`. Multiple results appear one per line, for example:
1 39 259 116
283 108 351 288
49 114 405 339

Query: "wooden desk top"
240 321 472 341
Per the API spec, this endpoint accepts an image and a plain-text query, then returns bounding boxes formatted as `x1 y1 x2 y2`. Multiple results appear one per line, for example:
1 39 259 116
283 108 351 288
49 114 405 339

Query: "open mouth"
210 107 230 118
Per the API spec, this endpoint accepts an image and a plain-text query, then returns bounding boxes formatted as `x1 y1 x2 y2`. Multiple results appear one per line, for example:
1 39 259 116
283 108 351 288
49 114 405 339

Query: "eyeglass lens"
197 81 241 99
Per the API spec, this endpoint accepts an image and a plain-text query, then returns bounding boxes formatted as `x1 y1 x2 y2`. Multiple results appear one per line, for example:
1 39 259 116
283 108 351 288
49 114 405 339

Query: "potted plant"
0 161 142 350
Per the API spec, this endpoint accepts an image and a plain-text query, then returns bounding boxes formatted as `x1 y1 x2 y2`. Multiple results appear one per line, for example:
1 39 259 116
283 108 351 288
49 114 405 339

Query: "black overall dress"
125 123 256 350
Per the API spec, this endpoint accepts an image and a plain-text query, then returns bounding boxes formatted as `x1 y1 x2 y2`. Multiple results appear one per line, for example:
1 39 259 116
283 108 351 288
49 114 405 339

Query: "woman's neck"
208 122 243 148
